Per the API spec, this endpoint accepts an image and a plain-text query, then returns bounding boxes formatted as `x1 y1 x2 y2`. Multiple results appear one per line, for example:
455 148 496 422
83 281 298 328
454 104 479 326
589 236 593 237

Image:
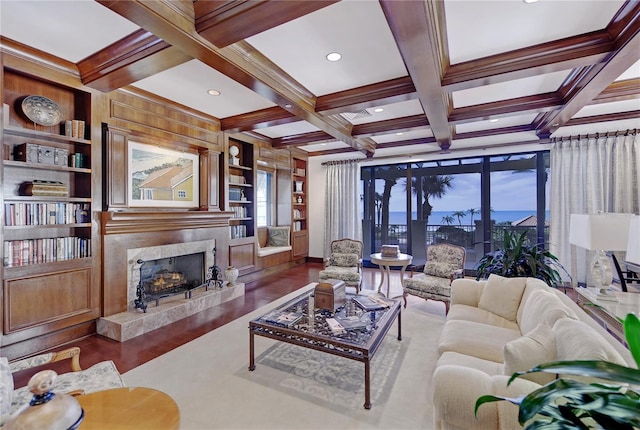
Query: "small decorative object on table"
229 145 240 165
205 247 223 289
380 245 399 258
314 279 346 312
224 266 239 286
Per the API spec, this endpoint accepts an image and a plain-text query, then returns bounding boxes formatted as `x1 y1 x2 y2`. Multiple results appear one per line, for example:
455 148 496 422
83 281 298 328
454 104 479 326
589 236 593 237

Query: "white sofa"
432 275 634 430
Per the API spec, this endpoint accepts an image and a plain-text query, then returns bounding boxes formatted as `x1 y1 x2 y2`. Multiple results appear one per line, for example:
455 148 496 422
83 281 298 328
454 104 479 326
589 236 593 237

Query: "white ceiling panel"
445 0 625 64
573 99 640 118
345 99 424 125
246 1 407 96
372 128 433 144
131 60 276 118
617 60 640 81
298 141 351 152
0 0 139 63
451 70 570 108
455 114 538 133
256 120 320 139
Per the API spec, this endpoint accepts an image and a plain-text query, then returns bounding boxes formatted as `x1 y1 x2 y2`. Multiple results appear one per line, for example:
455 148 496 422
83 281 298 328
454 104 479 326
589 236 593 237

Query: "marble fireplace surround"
98 211 242 342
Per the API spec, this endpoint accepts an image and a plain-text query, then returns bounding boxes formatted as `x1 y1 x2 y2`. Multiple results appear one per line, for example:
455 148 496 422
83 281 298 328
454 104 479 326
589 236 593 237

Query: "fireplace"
135 252 205 309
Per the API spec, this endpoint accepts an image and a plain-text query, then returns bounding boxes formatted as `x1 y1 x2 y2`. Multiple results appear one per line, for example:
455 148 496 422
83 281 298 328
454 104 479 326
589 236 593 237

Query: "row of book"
19 180 69 197
293 221 304 231
229 187 247 201
3 237 91 267
63 120 86 139
230 206 248 219
229 174 246 184
4 202 90 226
293 209 305 219
294 167 306 176
231 224 248 239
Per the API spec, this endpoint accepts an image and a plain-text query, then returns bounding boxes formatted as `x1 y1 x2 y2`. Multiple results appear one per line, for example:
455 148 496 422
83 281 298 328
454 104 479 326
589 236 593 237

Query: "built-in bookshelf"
292 157 308 257
228 138 254 240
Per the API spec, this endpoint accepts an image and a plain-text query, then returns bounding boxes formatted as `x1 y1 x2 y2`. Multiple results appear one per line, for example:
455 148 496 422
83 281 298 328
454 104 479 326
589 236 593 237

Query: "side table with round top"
369 253 413 298
76 387 180 429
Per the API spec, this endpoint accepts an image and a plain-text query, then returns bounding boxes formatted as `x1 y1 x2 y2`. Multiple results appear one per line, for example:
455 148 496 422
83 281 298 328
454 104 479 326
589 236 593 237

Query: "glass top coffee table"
249 288 402 409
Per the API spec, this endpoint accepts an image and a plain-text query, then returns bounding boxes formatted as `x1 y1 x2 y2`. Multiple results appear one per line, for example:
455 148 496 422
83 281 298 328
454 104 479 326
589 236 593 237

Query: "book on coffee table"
353 295 389 311
264 311 303 328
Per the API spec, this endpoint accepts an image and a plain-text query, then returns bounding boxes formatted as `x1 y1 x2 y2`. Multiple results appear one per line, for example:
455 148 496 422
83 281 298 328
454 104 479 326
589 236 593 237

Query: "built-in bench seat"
256 226 291 258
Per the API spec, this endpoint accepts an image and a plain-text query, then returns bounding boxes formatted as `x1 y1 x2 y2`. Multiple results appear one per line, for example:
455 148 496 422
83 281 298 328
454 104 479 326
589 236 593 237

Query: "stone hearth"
97 282 244 342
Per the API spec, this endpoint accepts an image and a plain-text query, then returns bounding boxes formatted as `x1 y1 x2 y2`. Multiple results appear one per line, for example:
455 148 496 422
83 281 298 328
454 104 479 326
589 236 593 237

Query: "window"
256 168 274 227
177 190 186 199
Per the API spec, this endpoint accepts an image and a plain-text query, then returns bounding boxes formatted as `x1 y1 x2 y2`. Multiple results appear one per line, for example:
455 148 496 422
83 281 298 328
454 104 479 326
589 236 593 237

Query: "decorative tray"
21 95 62 126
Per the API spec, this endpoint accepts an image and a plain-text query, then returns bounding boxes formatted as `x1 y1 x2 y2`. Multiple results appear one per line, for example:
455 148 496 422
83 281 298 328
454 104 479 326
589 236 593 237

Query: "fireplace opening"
135 252 205 310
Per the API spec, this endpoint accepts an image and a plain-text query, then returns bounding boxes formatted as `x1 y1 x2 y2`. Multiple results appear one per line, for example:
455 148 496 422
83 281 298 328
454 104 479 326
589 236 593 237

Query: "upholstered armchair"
318 238 363 294
402 243 466 313
1 346 125 423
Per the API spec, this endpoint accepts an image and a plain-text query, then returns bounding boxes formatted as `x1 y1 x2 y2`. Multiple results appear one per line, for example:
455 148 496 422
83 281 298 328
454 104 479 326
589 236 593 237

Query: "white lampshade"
569 213 632 251
626 215 640 265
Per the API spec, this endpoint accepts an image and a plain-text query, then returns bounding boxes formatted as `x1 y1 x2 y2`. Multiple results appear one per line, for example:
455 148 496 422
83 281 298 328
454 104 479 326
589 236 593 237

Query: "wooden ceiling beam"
594 78 640 103
78 29 190 92
352 115 429 138
194 0 337 48
536 1 640 137
380 0 452 151
221 106 296 133
450 93 562 124
98 0 375 156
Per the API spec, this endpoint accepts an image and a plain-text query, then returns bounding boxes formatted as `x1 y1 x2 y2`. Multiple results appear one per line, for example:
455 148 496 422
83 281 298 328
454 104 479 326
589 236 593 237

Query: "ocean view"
385 210 550 225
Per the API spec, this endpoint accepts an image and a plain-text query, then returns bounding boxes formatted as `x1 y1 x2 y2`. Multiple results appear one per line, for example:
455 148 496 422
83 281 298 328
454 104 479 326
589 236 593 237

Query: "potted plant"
475 313 640 429
475 230 567 288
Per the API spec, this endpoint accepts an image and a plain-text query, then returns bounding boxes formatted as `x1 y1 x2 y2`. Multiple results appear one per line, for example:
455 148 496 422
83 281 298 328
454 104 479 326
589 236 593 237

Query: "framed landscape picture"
128 141 200 208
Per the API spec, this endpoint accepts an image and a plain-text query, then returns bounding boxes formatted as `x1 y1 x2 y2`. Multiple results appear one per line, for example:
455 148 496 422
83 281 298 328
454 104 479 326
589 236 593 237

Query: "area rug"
122 284 445 429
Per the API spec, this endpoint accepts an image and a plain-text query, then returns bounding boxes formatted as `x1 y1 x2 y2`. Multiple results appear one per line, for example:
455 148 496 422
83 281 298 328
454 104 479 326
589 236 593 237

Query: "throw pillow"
503 323 556 385
477 274 526 322
423 261 457 278
267 226 290 247
329 253 360 267
553 318 627 365
519 289 577 335
0 357 13 421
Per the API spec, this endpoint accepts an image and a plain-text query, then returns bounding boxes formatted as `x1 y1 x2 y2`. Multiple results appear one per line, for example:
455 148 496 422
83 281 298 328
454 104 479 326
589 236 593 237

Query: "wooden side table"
76 387 180 429
370 253 413 298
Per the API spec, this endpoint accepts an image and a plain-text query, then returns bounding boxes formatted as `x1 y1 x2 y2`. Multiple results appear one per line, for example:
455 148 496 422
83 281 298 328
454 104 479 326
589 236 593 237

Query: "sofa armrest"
433 365 540 430
450 279 485 307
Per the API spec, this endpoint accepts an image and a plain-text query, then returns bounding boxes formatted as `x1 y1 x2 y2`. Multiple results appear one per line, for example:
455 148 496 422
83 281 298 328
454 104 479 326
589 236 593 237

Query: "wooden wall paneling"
102 124 129 209
199 147 221 210
293 230 309 258
229 240 255 274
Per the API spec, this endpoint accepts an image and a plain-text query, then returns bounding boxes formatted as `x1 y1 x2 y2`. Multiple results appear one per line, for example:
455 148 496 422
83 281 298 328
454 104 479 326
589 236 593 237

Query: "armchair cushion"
503 323 556 385
423 261 457 278
328 253 360 267
319 266 361 283
1 357 12 422
478 274 526 323
267 226 290 247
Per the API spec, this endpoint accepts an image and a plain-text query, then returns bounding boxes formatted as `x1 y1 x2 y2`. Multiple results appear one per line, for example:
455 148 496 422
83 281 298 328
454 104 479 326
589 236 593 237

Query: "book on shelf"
353 295 390 311
19 180 69 197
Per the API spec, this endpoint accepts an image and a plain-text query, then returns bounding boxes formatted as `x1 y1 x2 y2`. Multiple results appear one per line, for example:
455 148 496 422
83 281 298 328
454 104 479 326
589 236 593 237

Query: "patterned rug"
245 334 408 411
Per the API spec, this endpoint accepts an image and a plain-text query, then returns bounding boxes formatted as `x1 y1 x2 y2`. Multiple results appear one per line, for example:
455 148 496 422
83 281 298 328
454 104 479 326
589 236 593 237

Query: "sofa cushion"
438 351 503 376
438 319 521 363
328 253 359 267
477 274 526 323
553 318 627 365
267 226 290 247
503 323 556 385
519 289 577 335
0 357 12 423
447 304 519 331
424 261 456 278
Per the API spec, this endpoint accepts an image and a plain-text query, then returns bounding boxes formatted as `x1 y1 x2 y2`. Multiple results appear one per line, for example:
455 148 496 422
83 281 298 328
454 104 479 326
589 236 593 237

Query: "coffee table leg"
249 330 256 371
364 359 371 409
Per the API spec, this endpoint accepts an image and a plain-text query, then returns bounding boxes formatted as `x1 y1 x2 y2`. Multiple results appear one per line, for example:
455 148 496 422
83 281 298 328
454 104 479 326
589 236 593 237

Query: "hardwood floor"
13 262 407 387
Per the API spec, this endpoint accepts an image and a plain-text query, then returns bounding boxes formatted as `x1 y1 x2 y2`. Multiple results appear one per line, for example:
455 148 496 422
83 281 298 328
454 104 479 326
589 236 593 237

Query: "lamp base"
594 287 619 302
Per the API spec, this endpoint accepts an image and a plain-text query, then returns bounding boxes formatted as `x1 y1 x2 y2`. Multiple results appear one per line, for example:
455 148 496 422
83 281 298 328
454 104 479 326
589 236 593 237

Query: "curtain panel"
324 160 362 257
549 131 640 285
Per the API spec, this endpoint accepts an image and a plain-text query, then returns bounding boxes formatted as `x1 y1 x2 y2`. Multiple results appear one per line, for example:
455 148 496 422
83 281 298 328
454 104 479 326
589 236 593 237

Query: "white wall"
307 157 326 259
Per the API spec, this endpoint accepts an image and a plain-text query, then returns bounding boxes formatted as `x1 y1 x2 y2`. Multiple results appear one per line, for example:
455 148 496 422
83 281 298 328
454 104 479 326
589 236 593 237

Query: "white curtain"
324 160 362 256
549 131 640 285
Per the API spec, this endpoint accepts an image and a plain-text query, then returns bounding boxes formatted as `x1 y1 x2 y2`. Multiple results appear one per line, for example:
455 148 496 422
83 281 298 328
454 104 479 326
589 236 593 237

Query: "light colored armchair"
1 346 125 423
402 243 466 313
318 238 363 294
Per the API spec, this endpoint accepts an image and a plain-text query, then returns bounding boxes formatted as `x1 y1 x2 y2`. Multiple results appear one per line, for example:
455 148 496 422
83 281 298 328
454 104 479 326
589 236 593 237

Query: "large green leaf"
624 313 640 367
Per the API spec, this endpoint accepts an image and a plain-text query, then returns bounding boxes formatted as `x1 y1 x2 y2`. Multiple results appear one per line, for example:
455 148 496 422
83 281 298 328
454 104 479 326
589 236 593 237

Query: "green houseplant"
475 313 640 429
475 230 567 287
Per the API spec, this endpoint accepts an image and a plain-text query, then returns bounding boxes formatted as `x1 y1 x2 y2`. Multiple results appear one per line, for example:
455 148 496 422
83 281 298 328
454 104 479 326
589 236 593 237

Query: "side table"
370 253 413 298
575 287 640 344
76 387 180 429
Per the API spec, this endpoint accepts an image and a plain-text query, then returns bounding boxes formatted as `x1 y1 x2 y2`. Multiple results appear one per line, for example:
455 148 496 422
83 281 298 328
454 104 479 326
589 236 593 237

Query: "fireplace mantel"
101 210 233 235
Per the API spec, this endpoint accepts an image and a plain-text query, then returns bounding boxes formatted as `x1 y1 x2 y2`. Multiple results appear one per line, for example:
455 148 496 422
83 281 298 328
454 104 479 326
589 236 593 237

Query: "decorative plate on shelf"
21 95 62 126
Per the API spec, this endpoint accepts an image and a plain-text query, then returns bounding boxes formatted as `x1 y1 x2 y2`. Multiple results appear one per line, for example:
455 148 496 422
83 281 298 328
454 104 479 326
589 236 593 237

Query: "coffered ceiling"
1 0 639 160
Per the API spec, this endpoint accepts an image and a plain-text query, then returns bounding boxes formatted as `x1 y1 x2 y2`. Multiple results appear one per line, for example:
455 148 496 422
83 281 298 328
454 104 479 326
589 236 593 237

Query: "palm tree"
374 192 384 225
408 174 454 224
452 210 466 226
378 166 404 244
467 207 479 224
441 215 455 225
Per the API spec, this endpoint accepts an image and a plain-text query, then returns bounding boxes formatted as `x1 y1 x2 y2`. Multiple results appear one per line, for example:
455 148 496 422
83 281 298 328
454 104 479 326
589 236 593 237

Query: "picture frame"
128 141 199 208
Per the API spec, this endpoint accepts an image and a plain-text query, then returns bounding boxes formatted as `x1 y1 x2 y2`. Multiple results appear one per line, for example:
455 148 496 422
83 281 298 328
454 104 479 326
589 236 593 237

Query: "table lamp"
569 213 632 300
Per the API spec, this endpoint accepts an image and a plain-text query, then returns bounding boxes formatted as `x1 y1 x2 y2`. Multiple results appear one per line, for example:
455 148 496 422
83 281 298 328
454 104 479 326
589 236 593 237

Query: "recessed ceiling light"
285 104 292 108
489 118 499 123
523 0 539 3
207 89 221 96
374 108 384 113
326 52 342 62
396 132 403 136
